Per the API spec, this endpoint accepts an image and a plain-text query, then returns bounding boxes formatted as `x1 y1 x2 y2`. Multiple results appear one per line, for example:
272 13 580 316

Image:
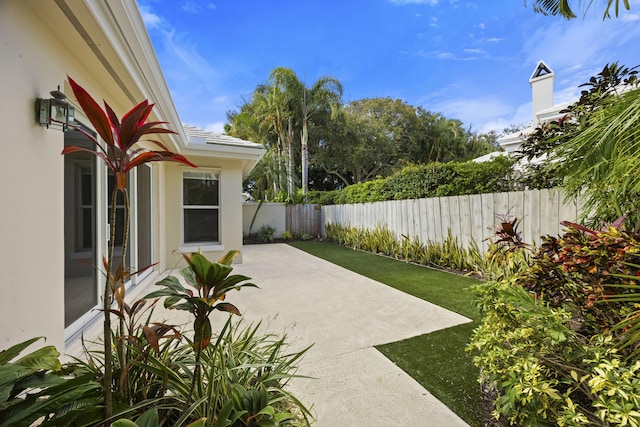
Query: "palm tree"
553 88 640 227
526 0 630 19
297 76 343 195
230 67 342 199
264 67 343 196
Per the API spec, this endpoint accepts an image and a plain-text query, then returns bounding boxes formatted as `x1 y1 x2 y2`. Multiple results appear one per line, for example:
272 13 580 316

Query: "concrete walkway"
228 244 471 426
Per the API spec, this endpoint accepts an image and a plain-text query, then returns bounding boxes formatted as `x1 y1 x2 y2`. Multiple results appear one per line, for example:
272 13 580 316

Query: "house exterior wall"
0 1 258 353
1 2 80 351
162 157 246 267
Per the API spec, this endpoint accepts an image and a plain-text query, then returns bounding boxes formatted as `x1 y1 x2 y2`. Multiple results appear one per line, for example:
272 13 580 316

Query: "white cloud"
523 18 640 72
464 48 485 54
416 50 480 60
204 122 226 133
477 22 486 29
138 5 162 29
621 13 640 21
182 1 201 13
430 97 513 129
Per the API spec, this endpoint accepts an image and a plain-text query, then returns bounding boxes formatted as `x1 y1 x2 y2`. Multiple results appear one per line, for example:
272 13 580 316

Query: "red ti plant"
61 76 196 420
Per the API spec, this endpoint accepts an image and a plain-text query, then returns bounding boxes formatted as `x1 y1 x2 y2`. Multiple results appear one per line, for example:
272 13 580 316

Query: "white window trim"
180 168 222 252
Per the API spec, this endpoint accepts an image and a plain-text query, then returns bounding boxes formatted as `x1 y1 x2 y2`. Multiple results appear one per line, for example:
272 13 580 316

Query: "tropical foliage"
2 79 311 426
61 77 196 419
228 69 502 201
227 67 342 199
0 338 102 427
307 156 517 205
517 62 640 228
526 0 632 19
469 224 640 426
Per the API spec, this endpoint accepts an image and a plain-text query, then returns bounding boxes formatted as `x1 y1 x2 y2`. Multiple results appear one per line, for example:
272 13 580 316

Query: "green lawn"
289 241 484 427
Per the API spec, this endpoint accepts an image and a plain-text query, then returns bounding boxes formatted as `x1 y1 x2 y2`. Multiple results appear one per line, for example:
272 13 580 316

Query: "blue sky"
139 0 640 134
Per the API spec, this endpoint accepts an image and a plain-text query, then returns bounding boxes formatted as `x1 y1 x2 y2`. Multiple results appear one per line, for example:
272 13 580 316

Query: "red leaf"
67 77 114 147
143 325 160 353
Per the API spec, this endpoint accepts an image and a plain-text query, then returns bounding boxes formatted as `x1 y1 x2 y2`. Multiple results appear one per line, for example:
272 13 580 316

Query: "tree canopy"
228 70 501 201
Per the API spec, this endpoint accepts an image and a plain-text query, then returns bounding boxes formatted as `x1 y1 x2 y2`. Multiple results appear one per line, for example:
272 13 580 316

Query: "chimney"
529 61 555 125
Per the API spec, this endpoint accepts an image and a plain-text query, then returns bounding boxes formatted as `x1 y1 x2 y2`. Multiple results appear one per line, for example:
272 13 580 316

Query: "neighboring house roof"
472 151 506 163
182 124 266 176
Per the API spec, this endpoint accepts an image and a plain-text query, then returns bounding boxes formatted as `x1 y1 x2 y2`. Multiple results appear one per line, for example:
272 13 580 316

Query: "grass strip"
289 241 484 427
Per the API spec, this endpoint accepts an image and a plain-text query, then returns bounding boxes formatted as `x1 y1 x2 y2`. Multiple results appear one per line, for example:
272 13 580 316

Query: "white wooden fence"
322 188 583 250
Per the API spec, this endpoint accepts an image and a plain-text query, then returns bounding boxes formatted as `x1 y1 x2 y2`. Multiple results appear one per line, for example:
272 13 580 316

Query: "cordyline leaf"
61 146 114 175
106 309 125 320
68 76 114 146
143 326 160 353
0 337 45 365
215 302 241 316
126 151 195 171
154 275 189 294
560 221 599 237
64 77 197 176
218 250 240 266
118 100 153 152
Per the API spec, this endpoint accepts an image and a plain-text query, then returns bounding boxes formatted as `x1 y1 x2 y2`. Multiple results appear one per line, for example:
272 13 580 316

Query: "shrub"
255 225 276 243
324 223 485 273
153 318 312 426
518 225 640 347
305 190 340 205
311 157 518 205
0 338 102 426
468 224 640 426
333 178 388 204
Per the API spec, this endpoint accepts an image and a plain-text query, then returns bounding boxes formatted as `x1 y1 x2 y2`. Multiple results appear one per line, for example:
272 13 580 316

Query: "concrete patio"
68 243 472 426
223 244 471 426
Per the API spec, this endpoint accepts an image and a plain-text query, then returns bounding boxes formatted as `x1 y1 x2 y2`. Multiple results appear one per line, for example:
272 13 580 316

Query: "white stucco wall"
0 3 71 350
243 203 287 238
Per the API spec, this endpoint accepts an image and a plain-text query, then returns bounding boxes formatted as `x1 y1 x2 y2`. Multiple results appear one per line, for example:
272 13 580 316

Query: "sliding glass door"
64 130 154 331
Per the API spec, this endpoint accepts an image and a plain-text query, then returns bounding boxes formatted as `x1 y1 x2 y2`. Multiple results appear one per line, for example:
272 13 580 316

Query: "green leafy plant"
254 225 276 243
0 337 102 427
75 298 181 409
325 223 485 273
518 224 640 341
469 221 640 426
146 251 257 406
61 77 196 419
281 230 293 241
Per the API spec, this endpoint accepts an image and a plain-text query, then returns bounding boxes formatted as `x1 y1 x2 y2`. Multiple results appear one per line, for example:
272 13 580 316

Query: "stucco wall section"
163 156 245 266
243 203 287 238
0 3 69 350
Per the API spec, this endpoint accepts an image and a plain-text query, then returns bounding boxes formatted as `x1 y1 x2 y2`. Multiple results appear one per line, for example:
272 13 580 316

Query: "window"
182 171 220 244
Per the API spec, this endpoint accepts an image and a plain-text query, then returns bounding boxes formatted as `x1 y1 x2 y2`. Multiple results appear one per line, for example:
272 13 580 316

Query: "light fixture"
36 86 75 131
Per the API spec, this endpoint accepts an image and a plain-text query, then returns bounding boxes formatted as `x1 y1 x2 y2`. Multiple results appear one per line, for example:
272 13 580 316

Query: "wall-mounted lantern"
36 86 75 131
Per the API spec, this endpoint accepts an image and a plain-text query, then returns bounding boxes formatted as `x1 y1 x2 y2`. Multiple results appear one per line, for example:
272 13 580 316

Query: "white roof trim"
529 60 555 82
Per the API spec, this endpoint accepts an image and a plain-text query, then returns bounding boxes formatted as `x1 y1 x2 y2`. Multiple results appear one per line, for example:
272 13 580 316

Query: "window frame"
180 168 223 252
